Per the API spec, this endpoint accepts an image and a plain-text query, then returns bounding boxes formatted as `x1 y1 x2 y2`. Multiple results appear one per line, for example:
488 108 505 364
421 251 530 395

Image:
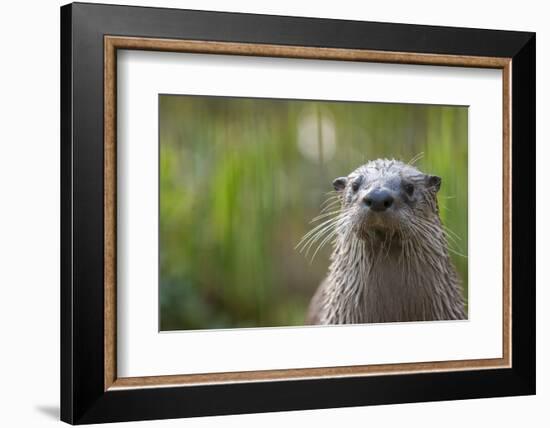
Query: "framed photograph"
60 2 535 424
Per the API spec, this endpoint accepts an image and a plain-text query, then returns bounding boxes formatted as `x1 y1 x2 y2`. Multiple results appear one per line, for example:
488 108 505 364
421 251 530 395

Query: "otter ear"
332 177 347 191
426 175 442 192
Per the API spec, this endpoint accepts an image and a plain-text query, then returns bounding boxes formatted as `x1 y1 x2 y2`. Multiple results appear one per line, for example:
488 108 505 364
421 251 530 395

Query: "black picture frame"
61 2 535 424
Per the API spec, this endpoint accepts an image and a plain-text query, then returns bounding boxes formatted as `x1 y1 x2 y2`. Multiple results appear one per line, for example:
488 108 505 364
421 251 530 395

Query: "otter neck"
321 222 465 324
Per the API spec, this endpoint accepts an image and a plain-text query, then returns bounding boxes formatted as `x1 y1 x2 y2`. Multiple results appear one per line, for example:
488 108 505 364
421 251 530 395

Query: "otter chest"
324 260 438 324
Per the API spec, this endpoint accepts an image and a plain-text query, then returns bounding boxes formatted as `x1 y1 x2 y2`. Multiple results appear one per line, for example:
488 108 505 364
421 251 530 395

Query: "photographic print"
62 6 534 422
159 95 468 331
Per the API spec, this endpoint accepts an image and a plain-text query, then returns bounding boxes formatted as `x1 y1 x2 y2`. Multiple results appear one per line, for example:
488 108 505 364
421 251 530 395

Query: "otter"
303 159 466 325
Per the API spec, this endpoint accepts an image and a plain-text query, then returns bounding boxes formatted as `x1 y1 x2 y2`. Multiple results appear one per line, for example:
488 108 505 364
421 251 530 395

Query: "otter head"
332 159 442 242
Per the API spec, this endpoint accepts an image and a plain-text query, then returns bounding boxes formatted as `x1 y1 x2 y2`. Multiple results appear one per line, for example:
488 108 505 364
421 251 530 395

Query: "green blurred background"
159 94 468 331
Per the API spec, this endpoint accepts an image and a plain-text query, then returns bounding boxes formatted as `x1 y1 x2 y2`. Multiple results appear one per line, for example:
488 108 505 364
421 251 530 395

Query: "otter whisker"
301 225 340 255
319 201 341 214
446 247 468 258
410 218 464 256
296 215 344 245
442 234 464 255
320 196 340 207
321 193 341 206
310 209 343 223
309 228 340 262
320 197 340 206
297 223 339 253
298 215 351 255
441 224 462 241
408 151 425 166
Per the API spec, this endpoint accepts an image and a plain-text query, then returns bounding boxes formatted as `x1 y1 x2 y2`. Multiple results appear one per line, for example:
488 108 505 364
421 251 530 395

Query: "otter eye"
403 182 414 196
351 176 363 192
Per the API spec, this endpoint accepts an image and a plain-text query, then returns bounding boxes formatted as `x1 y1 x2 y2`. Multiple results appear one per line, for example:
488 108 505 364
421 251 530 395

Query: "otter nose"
363 189 394 212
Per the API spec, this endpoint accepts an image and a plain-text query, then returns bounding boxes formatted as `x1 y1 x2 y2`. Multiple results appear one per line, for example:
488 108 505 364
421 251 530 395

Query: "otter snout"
363 189 394 212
